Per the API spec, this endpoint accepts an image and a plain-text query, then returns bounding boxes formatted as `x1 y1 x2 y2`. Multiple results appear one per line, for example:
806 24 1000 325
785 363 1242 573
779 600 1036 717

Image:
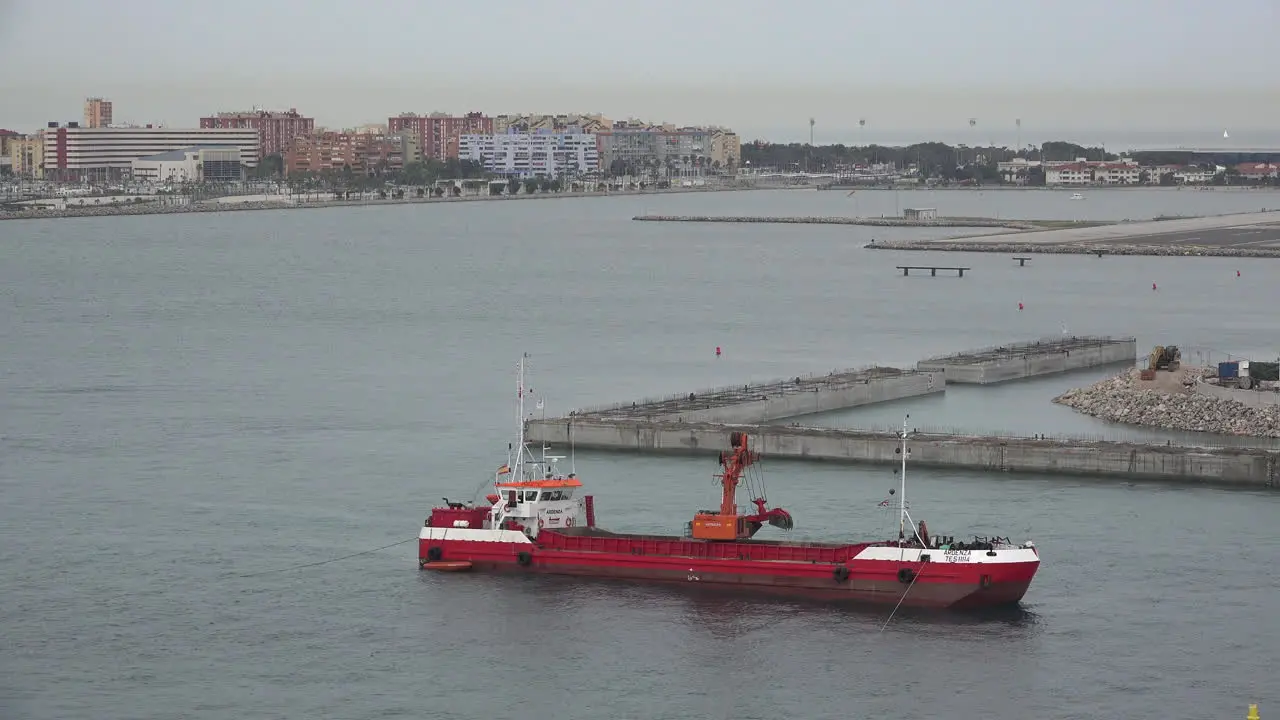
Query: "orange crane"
690 432 794 541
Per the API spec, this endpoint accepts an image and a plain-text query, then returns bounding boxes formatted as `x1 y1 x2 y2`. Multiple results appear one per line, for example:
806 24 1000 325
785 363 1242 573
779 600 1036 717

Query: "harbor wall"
666 371 942 423
525 419 1277 488
918 339 1137 384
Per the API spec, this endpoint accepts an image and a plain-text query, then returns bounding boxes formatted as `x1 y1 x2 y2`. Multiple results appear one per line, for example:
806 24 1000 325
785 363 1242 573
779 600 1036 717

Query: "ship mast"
899 414 910 541
515 353 528 480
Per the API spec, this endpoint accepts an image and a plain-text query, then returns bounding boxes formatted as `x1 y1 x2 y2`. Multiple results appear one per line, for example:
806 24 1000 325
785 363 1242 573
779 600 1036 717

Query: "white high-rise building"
458 131 598 178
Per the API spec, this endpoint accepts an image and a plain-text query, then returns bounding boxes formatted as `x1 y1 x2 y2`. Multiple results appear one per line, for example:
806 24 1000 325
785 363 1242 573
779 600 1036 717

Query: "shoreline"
0 184 772 223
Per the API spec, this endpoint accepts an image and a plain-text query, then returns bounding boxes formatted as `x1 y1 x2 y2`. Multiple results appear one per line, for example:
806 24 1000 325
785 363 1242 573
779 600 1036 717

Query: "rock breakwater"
0 201 285 221
0 185 752 222
1053 369 1280 437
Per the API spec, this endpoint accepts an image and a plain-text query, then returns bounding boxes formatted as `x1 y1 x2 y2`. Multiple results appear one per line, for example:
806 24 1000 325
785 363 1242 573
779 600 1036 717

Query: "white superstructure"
458 131 599 178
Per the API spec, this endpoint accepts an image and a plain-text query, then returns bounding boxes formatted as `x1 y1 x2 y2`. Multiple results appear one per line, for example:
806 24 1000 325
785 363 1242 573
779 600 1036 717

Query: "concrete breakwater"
865 237 1280 258
633 215 1037 229
1054 368 1280 438
865 211 1280 257
525 418 1278 488
918 336 1135 384
573 366 942 424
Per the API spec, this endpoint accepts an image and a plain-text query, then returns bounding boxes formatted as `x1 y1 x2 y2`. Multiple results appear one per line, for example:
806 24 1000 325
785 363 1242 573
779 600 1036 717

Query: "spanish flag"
497 464 511 475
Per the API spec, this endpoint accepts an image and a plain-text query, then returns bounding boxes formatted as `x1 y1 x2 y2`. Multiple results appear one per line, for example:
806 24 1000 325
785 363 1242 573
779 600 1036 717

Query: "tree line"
738 141 1125 180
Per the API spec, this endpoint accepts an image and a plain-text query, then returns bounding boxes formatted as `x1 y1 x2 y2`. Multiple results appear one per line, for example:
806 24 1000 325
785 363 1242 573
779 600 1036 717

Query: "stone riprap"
1053 368 1280 437
0 201 283 221
866 238 1280 258
0 185 754 222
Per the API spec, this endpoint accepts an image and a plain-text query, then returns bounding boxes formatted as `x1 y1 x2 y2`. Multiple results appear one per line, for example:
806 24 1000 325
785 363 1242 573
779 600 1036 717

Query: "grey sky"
3 0 1277 144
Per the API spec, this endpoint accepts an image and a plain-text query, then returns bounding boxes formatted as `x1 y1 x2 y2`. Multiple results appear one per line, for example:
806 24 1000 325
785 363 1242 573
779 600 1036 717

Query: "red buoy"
1152 282 1158 291
715 346 722 357
1018 302 1024 311
1237 270 1241 277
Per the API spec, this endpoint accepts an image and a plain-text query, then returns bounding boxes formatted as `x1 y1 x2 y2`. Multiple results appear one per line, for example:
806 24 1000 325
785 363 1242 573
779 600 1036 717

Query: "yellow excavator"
1148 345 1181 372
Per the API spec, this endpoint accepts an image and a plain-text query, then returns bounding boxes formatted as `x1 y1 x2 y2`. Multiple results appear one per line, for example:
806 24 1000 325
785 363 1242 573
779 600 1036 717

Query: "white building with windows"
1045 160 1141 185
41 123 259 181
131 146 246 184
458 131 599 178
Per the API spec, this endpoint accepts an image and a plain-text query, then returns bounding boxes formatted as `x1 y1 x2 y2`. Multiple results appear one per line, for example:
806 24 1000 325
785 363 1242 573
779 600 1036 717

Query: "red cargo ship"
420 355 1040 609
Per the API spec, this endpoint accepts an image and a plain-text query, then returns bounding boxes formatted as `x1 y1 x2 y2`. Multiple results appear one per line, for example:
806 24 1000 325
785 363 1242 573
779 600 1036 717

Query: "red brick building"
387 112 492 161
284 132 406 177
200 109 314 157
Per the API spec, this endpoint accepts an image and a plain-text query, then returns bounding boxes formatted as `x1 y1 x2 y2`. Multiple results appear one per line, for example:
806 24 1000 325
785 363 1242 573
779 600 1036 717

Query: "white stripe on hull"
854 546 1039 564
420 527 532 543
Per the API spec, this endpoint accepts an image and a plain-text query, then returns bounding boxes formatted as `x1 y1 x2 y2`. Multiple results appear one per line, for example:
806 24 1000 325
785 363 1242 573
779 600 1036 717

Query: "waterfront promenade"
0 182 771 222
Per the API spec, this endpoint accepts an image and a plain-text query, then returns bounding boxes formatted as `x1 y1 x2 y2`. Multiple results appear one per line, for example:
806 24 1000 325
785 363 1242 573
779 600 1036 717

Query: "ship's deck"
541 527 876 563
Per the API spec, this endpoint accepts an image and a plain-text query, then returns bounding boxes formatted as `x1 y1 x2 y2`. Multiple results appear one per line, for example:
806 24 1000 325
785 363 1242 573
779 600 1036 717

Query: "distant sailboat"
1224 130 1230 139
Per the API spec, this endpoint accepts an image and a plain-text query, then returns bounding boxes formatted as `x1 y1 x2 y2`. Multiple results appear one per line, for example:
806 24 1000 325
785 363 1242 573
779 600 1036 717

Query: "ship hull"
418 529 1038 610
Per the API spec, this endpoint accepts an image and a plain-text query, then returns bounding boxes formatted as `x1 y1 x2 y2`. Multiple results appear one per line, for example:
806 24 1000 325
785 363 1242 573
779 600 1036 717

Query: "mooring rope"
231 538 416 579
880 563 926 632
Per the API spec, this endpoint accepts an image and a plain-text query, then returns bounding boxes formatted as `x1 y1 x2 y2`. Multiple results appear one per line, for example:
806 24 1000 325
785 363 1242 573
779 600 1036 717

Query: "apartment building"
84 97 113 128
493 113 611 135
0 129 19 157
1093 162 1140 184
1174 167 1214 184
458 131 599 178
709 128 741 170
996 158 1042 183
387 112 493 161
283 131 406 177
596 127 713 176
41 123 259 181
200 109 315 157
1235 162 1280 181
8 135 43 177
1044 160 1140 185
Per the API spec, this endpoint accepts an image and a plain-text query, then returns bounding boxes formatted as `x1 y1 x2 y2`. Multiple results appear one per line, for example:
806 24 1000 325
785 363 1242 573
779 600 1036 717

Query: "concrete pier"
916 335 1137 385
865 210 1280 257
572 367 942 424
525 418 1278 488
633 214 1038 229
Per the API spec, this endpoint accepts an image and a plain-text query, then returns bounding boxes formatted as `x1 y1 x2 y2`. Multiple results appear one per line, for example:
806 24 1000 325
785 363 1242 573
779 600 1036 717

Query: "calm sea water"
1 189 1277 720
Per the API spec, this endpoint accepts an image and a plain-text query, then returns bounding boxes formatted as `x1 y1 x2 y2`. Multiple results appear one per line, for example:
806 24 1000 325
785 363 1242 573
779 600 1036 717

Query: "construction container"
1219 361 1240 379
1249 361 1279 381
1240 361 1251 377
